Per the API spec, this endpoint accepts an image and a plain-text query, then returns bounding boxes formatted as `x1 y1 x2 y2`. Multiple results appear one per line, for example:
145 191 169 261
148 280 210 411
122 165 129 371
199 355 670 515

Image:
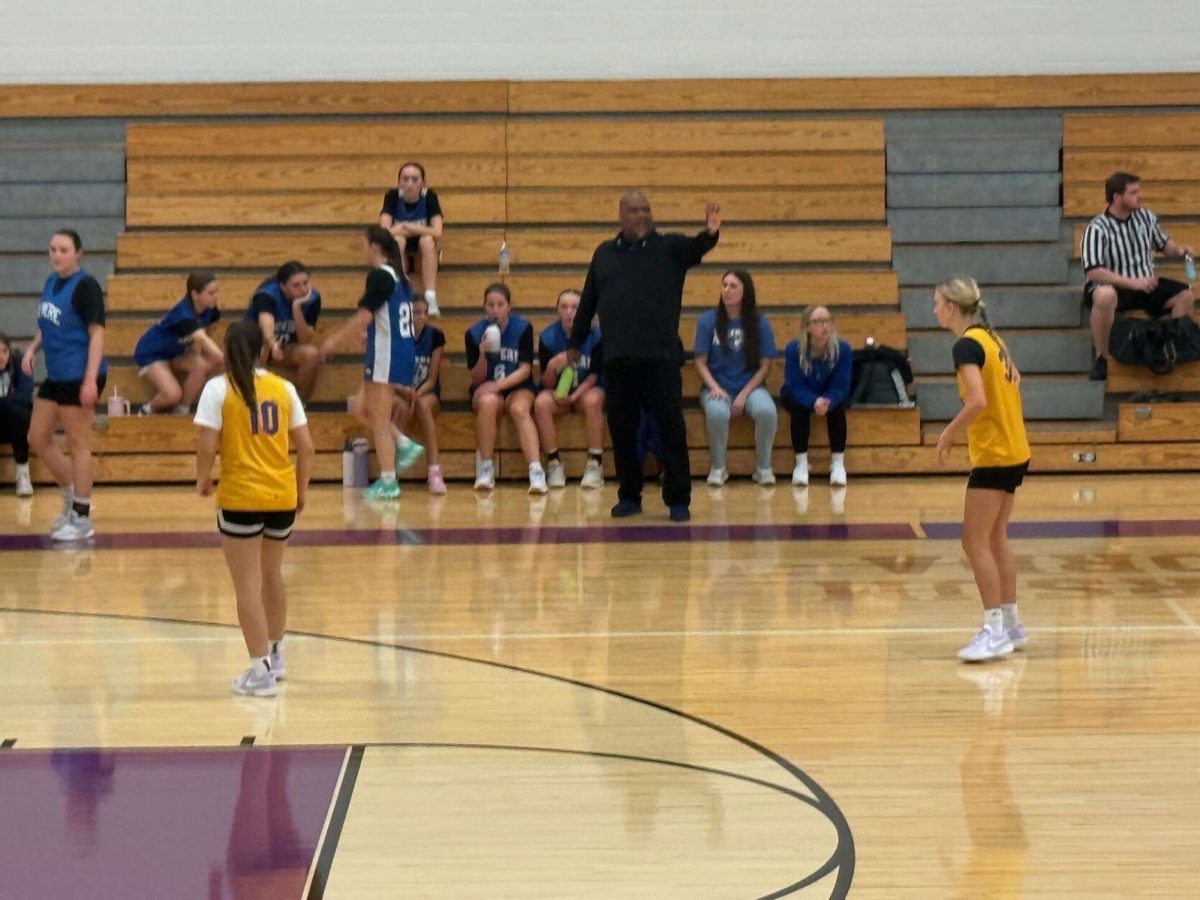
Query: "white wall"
3 0 1199 84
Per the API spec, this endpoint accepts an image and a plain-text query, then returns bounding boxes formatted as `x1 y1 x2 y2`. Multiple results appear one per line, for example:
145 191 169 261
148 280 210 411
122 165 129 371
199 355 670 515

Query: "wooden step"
1107 358 1200 393
921 419 1117 446
1117 400 1200 441
102 310 909 357
116 224 893 270
105 268 900 312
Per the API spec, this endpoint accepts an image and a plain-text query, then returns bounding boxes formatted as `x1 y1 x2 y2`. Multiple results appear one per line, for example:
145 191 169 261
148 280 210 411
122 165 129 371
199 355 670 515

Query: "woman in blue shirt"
23 228 107 541
134 271 224 415
535 289 606 490
780 306 852 487
694 270 777 486
465 283 545 493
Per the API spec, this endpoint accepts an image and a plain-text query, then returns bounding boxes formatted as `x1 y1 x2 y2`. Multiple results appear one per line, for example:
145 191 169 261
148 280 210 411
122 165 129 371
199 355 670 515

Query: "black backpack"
1109 317 1200 374
850 344 915 407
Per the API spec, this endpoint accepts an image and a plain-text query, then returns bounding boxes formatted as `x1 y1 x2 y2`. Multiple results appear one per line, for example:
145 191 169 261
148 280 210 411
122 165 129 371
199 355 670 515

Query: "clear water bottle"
483 321 502 360
497 242 510 275
1185 253 1196 282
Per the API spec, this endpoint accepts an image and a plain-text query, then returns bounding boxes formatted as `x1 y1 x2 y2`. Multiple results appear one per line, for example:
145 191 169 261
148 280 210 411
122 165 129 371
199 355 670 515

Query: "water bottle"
341 438 355 487
497 242 510 275
483 320 502 361
555 366 575 399
1185 253 1196 282
352 438 370 487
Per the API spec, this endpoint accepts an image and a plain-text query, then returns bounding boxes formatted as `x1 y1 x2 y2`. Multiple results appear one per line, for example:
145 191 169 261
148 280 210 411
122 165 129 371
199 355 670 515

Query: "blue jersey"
693 309 776 396
134 295 220 367
412 324 445 396
466 315 535 391
246 278 321 346
538 321 602 389
38 269 107 382
363 265 416 386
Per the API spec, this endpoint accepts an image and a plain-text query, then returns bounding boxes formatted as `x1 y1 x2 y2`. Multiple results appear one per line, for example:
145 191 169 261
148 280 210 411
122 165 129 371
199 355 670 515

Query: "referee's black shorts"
967 460 1030 494
1083 277 1190 318
217 508 296 541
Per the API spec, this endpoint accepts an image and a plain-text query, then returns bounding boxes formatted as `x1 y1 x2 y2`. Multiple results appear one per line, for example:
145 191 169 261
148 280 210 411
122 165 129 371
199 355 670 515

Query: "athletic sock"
983 608 1005 634
588 450 603 463
381 470 397 483
253 655 271 673
72 497 90 518
1001 602 1020 629
270 639 282 656
547 450 561 463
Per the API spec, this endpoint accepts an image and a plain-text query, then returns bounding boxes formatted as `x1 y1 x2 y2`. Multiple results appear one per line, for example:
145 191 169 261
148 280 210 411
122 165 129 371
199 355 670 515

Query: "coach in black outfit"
565 190 720 522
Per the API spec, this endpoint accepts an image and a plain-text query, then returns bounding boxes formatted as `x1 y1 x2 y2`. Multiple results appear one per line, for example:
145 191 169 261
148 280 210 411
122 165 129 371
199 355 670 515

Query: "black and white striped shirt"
1081 207 1168 284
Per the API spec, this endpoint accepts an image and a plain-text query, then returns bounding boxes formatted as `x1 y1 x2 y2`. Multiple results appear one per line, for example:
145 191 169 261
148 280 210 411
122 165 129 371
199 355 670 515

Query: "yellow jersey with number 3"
956 326 1030 468
195 370 306 511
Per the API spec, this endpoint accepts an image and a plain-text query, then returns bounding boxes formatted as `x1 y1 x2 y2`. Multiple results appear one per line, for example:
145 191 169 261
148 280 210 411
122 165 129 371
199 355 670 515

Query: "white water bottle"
341 439 355 487
482 321 502 357
497 242 510 275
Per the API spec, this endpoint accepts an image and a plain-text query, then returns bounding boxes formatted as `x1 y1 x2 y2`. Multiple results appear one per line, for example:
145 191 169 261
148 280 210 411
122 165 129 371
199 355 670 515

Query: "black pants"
781 396 846 453
0 403 31 464
604 358 691 508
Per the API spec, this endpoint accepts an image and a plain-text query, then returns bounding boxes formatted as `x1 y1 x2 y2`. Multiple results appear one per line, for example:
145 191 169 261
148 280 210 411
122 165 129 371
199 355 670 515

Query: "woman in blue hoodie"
780 306 852 487
0 331 35 496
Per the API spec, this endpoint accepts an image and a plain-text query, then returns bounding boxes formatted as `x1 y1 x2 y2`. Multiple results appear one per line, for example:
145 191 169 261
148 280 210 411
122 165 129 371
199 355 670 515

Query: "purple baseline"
0 745 345 900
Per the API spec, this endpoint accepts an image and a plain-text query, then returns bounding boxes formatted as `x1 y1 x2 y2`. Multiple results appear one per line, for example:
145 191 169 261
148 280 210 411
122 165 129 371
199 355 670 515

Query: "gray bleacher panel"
917 377 1105 421
0 121 125 148
0 183 125 218
0 299 39 337
888 173 1062 209
908 330 1093 375
901 287 1082 329
888 208 1061 244
0 148 125 183
887 139 1061 175
893 245 1069 286
0 218 122 252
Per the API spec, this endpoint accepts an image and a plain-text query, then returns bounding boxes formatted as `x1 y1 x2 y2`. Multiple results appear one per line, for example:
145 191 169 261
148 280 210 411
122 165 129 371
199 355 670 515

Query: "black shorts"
37 373 108 406
967 460 1030 494
217 508 296 541
1083 277 1190 318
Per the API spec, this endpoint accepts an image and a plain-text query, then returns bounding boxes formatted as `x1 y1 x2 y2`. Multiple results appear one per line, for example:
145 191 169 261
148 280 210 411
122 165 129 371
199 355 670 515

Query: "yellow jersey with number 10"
216 372 298 511
957 326 1030 469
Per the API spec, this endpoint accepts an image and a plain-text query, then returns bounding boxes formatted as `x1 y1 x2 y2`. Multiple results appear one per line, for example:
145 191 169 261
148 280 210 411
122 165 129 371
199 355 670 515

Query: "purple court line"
921 518 1200 540
0 746 345 900
0 521 916 552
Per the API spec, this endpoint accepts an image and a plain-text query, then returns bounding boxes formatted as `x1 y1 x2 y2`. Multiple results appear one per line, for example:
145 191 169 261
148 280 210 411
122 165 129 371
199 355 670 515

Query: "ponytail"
224 319 263 411
365 224 409 286
937 276 1010 354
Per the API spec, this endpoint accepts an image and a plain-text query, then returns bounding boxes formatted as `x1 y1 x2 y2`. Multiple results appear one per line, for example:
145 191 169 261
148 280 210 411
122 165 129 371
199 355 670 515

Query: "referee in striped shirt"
1082 171 1194 380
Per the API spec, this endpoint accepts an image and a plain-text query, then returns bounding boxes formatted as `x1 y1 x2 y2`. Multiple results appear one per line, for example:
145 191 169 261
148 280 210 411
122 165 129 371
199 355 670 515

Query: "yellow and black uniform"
194 369 308 538
953 326 1031 493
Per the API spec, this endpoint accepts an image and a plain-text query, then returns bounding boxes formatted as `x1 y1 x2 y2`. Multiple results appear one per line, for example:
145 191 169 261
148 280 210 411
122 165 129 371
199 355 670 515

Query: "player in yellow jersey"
195 320 315 696
933 277 1031 663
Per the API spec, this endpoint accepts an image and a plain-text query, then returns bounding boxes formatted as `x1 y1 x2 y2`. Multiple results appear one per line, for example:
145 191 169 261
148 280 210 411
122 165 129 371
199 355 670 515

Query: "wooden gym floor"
1 473 1198 898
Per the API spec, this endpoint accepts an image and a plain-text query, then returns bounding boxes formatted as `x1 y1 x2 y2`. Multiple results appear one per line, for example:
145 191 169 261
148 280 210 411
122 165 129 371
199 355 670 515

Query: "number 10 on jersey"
249 400 280 436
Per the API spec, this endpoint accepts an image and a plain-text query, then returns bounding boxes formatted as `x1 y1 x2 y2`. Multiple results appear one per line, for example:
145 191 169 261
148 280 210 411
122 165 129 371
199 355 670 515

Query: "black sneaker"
611 499 642 518
668 505 691 523
1089 356 1108 381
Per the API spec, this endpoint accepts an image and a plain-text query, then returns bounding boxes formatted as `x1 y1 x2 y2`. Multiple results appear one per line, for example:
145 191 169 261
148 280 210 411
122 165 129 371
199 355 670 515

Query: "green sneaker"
394 439 425 473
362 477 400 500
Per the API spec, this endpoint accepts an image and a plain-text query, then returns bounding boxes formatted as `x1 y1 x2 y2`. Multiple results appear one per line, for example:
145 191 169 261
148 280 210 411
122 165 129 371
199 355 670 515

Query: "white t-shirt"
194 369 307 432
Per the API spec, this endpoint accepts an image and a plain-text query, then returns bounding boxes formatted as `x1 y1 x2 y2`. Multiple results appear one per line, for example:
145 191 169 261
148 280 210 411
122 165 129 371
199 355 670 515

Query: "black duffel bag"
1109 316 1200 374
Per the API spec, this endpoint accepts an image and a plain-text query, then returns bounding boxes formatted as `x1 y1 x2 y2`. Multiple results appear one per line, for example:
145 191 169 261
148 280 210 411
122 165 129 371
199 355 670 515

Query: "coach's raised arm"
564 191 720 522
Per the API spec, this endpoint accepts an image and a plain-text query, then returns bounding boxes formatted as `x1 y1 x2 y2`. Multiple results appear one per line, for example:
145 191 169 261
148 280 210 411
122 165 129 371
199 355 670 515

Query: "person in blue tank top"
391 296 447 494
694 269 778 487
380 161 444 317
246 261 322 402
134 270 224 415
321 226 423 501
534 289 607 491
465 283 545 493
22 229 107 541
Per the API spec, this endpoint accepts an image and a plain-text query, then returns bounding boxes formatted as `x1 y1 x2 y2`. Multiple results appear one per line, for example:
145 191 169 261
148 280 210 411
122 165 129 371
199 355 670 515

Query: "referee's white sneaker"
958 627 1015 663
51 510 94 542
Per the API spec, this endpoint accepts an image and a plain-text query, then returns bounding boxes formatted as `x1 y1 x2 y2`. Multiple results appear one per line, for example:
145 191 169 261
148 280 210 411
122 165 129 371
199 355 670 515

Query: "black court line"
239 735 255 746
0 607 855 898
1 738 15 749
306 744 364 900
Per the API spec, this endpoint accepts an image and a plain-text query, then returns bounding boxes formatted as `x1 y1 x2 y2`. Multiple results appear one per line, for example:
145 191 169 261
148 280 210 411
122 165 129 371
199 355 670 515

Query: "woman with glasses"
780 306 851 487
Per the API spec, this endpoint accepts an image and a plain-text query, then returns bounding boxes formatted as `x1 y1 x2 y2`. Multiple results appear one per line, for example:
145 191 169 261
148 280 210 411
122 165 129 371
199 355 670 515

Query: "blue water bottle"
1185 253 1196 282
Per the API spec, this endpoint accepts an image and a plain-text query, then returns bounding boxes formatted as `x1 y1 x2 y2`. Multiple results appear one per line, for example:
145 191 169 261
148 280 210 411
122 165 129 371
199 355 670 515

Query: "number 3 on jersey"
249 400 280 436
